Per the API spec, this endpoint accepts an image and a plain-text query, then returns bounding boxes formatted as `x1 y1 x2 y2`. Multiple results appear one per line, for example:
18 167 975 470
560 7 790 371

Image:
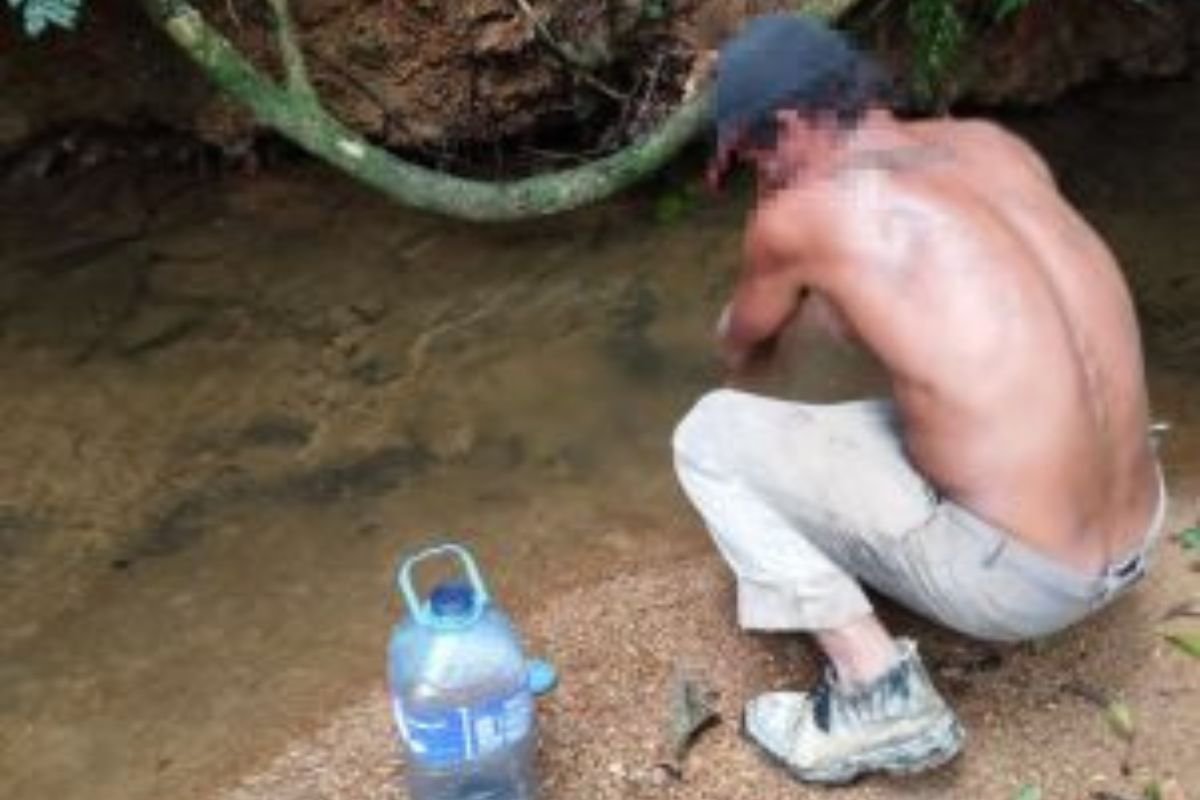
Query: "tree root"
138 0 862 222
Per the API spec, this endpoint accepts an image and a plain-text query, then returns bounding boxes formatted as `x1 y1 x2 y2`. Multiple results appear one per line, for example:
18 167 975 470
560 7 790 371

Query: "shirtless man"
671 14 1166 783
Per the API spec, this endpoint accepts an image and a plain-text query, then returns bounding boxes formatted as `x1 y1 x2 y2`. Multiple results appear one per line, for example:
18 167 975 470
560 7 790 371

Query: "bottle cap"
429 581 475 619
527 659 559 696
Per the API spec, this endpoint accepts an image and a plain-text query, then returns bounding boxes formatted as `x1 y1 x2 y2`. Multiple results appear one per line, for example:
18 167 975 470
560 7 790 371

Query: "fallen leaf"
1062 682 1136 741
656 668 721 779
1105 699 1136 741
1163 631 1200 659
1161 596 1200 622
1015 785 1043 800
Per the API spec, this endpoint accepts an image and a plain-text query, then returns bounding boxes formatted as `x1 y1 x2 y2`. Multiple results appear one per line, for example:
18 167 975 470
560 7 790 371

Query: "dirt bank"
2 0 1197 159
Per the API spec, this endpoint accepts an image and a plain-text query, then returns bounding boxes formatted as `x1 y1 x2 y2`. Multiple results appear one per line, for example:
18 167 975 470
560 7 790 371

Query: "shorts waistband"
942 463 1167 604
1099 461 1168 594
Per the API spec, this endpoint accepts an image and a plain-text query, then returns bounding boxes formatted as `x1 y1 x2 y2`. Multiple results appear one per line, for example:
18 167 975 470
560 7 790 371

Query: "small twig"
571 66 627 104
604 51 664 151
634 52 666 127
509 0 593 68
264 0 319 104
520 146 586 163
225 0 243 28
508 0 627 101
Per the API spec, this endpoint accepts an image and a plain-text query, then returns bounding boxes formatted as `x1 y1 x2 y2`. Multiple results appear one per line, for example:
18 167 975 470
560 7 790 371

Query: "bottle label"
394 690 533 767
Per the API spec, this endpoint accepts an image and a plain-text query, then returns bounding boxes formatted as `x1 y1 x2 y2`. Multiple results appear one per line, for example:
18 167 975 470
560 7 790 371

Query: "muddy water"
2 74 1199 800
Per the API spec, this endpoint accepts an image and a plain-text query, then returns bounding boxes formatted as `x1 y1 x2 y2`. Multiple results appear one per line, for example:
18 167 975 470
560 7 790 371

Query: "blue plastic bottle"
389 544 537 800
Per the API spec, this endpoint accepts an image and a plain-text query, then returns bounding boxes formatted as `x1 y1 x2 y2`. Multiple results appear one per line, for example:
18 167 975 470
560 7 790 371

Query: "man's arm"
717 207 809 372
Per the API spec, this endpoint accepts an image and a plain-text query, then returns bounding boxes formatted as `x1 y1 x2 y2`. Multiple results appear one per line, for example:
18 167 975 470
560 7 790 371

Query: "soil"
0 0 764 157
1 66 1200 800
2 0 1197 162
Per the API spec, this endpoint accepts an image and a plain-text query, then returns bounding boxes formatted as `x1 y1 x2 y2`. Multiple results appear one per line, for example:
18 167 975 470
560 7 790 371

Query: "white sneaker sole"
742 710 966 785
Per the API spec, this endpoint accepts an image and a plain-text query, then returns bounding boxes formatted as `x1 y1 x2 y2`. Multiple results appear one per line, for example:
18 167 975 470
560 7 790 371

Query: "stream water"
1 73 1198 800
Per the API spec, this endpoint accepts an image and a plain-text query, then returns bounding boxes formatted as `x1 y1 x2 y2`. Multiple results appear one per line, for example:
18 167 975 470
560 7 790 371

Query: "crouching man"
672 14 1166 784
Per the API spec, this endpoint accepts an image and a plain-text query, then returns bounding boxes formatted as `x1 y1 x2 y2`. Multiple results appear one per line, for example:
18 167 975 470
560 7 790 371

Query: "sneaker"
743 638 964 784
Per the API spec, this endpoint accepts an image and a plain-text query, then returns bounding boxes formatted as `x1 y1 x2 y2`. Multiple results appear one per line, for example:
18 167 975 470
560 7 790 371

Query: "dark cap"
715 14 871 147
430 581 476 619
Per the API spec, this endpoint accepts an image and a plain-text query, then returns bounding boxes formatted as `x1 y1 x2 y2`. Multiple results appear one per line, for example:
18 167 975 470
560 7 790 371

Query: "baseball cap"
715 14 868 149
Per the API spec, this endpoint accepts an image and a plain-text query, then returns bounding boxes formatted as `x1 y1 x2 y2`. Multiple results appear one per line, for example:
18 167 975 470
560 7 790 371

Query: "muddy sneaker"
743 638 964 784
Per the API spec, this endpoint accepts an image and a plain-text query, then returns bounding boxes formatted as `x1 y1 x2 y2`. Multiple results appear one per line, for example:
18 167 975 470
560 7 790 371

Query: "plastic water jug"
388 544 538 800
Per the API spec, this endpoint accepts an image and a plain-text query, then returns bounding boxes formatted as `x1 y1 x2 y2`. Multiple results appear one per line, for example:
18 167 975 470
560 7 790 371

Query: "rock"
427 421 477 462
0 104 31 152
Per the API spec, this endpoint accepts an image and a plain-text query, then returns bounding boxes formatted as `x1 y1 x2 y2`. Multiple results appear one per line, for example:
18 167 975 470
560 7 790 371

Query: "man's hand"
716 302 786 385
715 304 746 370
719 200 811 382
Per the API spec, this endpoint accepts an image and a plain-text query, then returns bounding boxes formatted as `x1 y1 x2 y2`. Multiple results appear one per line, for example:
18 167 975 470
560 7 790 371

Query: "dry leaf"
1105 699 1136 741
1062 682 1136 741
656 669 721 779
1163 631 1200 659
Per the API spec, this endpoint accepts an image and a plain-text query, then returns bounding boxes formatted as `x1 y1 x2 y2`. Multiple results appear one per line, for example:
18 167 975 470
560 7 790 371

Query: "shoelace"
811 671 835 733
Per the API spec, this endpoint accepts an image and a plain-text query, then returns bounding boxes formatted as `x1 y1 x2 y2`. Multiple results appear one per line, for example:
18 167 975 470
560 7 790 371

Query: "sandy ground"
223 536 1200 800
2 73 1199 800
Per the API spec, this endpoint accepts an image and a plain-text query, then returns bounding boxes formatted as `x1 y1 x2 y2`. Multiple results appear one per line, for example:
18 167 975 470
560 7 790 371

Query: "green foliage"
642 0 670 22
906 0 1040 106
8 0 83 37
993 0 1037 22
653 181 701 224
907 0 966 105
1179 526 1200 551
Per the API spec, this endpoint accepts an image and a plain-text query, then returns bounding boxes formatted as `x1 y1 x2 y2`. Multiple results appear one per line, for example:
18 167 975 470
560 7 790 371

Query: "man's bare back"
723 110 1159 573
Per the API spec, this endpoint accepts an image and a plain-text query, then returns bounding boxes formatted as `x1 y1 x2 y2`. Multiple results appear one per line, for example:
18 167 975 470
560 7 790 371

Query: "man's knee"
672 389 743 471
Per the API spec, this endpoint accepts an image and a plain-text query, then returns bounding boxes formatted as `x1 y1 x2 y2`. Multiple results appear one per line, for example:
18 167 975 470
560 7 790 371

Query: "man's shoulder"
750 186 815 239
912 115 1014 141
746 184 843 267
918 117 1055 183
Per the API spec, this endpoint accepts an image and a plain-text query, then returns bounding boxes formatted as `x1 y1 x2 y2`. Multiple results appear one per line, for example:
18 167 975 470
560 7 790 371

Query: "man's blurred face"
710 110 841 193
738 111 837 194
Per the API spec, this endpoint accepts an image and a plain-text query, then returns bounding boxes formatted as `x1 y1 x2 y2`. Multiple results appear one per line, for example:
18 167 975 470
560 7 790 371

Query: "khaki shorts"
672 389 1166 642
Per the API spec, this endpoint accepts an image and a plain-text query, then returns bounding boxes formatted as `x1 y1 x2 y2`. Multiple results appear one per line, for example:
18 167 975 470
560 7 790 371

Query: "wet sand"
2 74 1200 800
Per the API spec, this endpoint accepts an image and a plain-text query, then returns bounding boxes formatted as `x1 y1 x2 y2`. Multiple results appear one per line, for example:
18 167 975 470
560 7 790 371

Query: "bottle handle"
398 543 491 627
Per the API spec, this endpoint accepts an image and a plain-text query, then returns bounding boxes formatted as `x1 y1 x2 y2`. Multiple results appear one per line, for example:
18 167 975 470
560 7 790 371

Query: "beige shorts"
672 389 1166 642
